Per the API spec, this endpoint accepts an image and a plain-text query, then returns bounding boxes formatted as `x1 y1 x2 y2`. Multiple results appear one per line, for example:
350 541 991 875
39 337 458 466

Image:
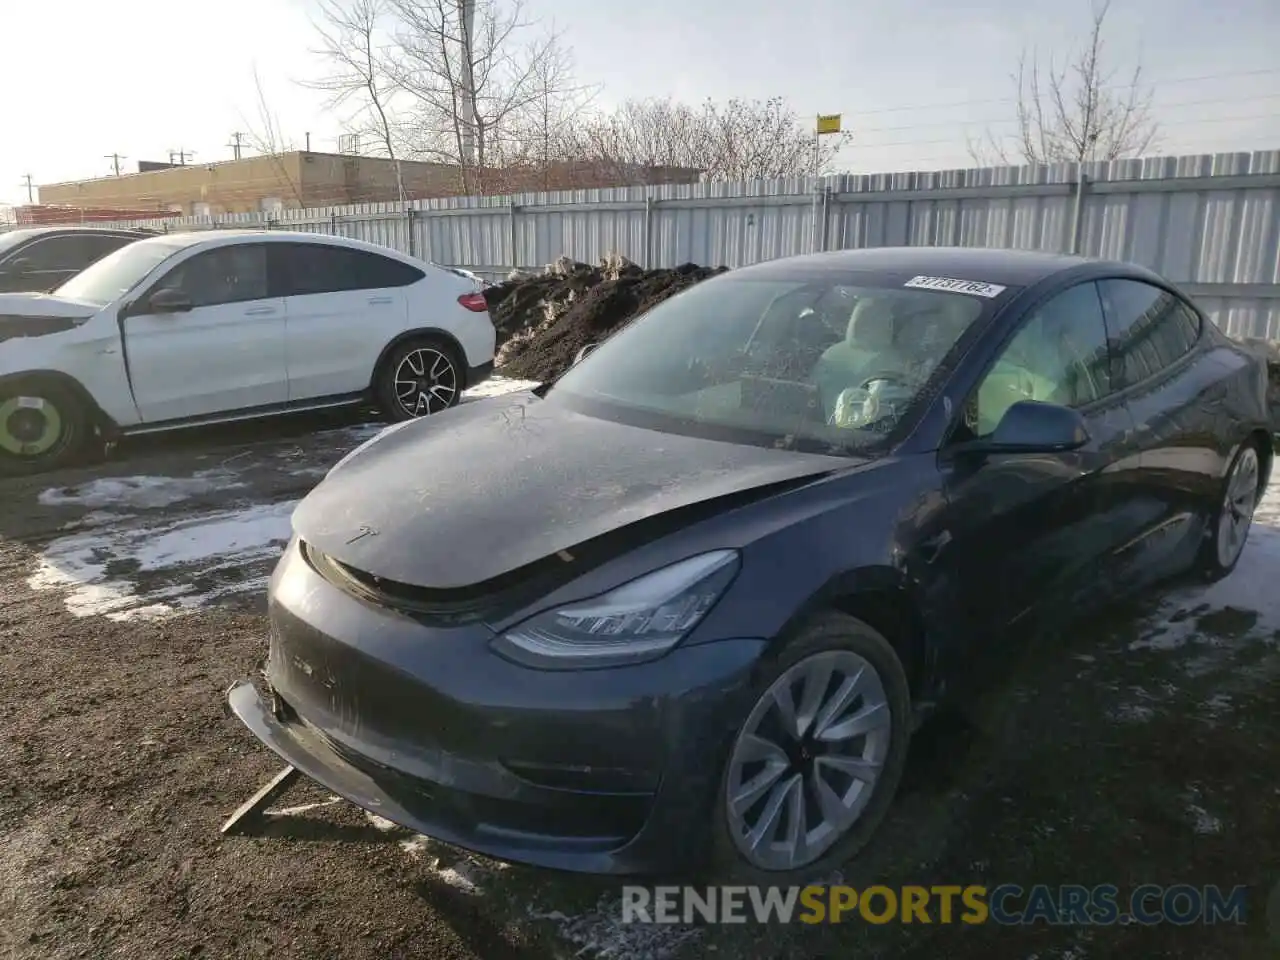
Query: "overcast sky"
1 0 1277 206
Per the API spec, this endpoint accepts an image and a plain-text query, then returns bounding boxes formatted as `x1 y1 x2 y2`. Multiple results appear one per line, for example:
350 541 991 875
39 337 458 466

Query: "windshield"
53 239 187 305
548 272 993 455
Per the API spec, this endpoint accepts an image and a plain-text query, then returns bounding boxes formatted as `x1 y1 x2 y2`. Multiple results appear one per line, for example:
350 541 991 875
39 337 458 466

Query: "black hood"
292 392 851 589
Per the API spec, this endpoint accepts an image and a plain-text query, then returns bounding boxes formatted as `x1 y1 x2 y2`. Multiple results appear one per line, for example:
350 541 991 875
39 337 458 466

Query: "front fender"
0 318 139 427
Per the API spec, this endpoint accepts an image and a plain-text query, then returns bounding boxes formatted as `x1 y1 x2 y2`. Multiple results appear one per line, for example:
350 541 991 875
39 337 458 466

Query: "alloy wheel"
394 347 458 417
0 395 65 459
1217 445 1259 569
724 649 892 872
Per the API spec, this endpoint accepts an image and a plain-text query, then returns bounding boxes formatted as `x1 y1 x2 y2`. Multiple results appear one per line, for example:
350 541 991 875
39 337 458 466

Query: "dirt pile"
483 254 728 381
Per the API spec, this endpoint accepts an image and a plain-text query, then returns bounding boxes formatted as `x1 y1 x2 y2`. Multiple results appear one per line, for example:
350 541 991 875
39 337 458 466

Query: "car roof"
1 224 155 240
135 228 419 261
733 246 1101 287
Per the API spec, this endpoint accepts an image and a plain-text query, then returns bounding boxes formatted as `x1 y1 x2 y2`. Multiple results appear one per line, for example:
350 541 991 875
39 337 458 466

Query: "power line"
852 92 1280 136
850 111 1280 150
843 66 1280 119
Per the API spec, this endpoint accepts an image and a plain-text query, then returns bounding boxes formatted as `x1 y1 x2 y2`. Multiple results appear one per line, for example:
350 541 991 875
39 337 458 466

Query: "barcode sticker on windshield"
904 276 1007 298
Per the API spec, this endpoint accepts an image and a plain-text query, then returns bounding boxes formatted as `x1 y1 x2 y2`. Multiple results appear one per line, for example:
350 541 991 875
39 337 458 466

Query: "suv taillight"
457 292 488 312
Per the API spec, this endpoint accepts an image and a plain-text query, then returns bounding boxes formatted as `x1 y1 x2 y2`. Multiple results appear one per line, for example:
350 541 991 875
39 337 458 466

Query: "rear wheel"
1195 441 1263 583
375 337 464 422
0 380 88 476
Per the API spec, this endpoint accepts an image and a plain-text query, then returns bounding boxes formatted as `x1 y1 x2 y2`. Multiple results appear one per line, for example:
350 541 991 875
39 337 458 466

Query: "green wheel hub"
0 395 64 458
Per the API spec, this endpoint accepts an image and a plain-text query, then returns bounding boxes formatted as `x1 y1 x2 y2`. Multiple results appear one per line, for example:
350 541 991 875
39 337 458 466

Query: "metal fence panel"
7 148 1279 333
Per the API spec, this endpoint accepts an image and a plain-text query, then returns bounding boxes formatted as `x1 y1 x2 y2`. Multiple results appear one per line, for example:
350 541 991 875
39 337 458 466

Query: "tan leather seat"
812 297 907 419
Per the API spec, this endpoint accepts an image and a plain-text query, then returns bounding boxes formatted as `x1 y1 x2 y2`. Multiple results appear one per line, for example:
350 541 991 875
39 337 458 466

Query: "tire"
375 337 465 423
0 379 89 477
1195 440 1264 584
709 610 912 884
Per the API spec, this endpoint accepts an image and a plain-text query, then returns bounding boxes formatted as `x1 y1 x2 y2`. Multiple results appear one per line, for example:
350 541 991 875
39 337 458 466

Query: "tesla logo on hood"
345 524 379 544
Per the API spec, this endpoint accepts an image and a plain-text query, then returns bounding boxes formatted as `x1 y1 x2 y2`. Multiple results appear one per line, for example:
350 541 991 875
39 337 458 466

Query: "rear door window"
269 243 425 297
15 236 89 272
1097 279 1202 390
15 234 138 273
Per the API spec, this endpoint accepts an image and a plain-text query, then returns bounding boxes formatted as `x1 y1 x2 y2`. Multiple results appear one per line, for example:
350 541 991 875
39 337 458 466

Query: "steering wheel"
857 372 912 391
829 372 914 429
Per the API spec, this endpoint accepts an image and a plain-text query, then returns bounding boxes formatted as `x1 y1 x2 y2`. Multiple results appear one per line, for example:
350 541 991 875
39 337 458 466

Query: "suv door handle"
244 306 277 316
367 296 393 305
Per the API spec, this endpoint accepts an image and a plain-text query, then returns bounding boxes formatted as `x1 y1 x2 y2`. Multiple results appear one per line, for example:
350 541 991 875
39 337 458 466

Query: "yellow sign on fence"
816 113 842 135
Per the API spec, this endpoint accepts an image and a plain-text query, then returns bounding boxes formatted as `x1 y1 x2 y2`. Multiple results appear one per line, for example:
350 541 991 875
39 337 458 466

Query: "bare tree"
497 31 598 190
381 0 587 193
241 66 305 207
972 0 1158 165
570 97 851 183
304 0 406 201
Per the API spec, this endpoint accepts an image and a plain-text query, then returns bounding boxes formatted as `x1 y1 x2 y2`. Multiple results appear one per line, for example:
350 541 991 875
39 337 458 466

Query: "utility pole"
19 174 34 203
228 132 245 160
459 0 477 171
168 149 194 165
305 131 311 152
105 153 126 176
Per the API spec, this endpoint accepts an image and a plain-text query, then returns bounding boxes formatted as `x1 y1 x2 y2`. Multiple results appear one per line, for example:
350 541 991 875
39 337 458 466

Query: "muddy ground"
2 378 1279 959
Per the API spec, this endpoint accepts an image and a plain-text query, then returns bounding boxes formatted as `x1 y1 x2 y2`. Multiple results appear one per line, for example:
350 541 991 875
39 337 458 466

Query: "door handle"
367 296 393 305
244 306 277 316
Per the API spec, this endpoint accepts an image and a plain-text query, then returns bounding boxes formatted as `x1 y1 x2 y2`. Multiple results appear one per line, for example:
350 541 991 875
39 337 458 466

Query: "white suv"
0 229 496 474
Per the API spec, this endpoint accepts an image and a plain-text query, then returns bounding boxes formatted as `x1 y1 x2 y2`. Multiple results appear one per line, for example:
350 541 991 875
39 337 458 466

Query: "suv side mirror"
962 400 1090 455
574 342 599 365
146 287 193 314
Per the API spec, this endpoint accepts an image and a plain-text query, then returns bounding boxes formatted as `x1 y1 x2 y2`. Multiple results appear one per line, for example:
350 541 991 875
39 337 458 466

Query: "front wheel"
0 380 89 477
375 338 464 422
1195 441 1263 583
710 611 912 884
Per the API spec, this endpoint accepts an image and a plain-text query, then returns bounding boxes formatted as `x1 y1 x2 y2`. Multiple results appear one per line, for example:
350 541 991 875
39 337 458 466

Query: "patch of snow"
1108 702 1155 723
528 895 703 960
1201 693 1233 717
463 375 540 400
1185 801 1223 835
27 500 295 621
38 469 245 509
1129 484 1280 655
363 812 403 832
266 797 344 817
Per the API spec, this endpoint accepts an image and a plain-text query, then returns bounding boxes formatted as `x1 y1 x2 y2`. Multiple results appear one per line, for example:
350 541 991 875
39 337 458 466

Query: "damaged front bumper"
223 538 768 874
226 643 763 875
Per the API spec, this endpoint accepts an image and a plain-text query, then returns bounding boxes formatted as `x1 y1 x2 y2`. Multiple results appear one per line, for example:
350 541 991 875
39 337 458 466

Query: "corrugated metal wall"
26 149 1280 336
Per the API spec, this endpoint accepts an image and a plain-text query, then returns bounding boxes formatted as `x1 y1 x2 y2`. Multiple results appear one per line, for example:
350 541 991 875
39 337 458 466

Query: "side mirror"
146 287 193 314
574 342 599 365
964 400 1090 455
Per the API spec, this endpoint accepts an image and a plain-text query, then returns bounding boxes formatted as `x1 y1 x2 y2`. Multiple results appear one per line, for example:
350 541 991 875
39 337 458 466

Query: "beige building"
38 152 702 217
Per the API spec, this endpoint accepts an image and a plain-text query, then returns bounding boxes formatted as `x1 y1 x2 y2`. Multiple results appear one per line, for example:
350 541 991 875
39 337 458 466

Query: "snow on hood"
0 292 101 320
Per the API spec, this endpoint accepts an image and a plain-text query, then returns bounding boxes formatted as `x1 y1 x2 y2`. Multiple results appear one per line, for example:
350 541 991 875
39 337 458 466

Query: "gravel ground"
2 383 1278 959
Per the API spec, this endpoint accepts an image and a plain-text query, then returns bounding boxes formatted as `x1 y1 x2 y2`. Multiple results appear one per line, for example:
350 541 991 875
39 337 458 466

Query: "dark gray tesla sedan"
228 246 1271 882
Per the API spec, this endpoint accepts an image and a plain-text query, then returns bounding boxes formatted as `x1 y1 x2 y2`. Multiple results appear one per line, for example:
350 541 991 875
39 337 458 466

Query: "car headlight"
327 418 418 475
492 549 740 669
